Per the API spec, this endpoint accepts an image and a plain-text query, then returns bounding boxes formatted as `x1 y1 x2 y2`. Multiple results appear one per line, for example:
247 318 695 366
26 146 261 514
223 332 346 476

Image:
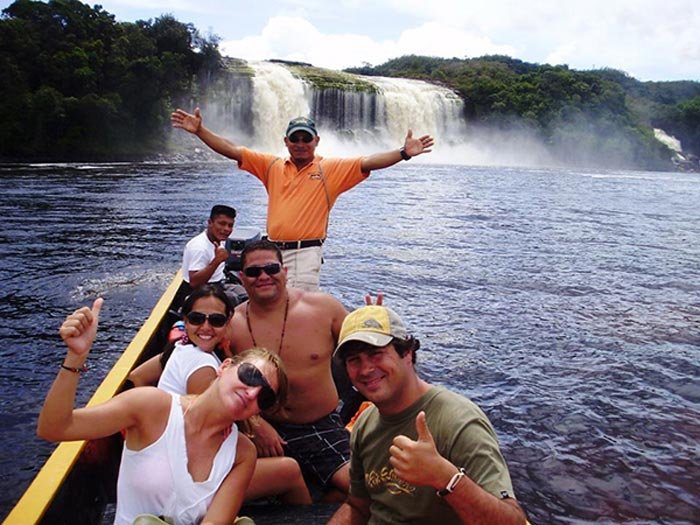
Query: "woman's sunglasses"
238 362 277 410
185 311 228 328
243 263 282 278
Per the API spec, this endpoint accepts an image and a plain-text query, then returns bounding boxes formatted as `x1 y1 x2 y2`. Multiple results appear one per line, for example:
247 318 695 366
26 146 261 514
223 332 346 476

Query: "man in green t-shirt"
328 304 528 525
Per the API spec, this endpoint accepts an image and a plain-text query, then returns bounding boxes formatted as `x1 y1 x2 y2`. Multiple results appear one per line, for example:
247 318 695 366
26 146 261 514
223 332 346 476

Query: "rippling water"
0 162 698 523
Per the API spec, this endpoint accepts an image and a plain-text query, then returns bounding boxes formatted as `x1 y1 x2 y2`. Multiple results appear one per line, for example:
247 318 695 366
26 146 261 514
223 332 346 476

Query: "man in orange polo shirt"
171 109 434 291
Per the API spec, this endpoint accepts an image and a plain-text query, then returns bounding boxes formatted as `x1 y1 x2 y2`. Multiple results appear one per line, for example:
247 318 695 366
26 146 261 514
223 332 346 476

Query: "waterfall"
369 76 467 146
248 62 310 154
180 61 582 167
653 128 682 153
196 61 468 161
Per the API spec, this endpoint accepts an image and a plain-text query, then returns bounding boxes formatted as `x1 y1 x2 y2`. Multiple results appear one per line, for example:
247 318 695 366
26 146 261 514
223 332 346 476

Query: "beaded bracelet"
60 363 87 374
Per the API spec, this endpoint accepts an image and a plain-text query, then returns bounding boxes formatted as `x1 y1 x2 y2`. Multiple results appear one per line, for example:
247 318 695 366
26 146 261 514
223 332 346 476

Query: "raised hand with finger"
363 292 384 306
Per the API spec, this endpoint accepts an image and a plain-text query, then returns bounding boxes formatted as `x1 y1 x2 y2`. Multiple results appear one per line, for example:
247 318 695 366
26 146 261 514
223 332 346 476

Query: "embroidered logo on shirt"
365 467 416 496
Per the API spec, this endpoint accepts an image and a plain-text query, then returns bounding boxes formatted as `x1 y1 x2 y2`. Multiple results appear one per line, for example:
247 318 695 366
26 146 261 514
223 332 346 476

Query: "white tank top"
114 392 238 524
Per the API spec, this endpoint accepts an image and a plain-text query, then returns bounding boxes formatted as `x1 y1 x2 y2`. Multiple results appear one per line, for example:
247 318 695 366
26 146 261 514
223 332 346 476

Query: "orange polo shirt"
238 148 368 241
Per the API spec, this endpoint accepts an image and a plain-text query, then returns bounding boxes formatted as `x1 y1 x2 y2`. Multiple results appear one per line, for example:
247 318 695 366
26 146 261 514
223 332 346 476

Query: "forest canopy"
347 55 700 169
0 0 221 160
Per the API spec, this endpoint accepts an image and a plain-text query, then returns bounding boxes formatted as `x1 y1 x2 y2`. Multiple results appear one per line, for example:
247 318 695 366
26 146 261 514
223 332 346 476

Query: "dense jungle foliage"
1 0 698 168
0 0 221 160
347 56 700 169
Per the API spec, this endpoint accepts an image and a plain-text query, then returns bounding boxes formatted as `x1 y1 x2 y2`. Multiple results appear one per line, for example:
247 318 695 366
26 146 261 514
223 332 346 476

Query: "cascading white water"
241 61 468 158
248 61 311 153
653 128 682 153
368 76 468 146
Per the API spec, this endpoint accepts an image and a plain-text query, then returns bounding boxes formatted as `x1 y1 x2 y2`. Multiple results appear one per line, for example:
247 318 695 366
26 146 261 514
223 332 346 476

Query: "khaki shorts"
282 245 323 291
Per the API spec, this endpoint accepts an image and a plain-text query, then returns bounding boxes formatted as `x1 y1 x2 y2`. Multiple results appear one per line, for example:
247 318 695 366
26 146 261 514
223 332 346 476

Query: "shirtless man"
227 239 350 493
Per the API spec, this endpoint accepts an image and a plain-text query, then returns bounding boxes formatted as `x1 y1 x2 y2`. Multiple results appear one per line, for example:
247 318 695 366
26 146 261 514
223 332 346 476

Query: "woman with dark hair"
38 298 287 524
157 284 235 395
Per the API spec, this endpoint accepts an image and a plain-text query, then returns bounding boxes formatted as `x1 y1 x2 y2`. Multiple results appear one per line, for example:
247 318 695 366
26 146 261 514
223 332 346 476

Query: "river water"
0 161 698 524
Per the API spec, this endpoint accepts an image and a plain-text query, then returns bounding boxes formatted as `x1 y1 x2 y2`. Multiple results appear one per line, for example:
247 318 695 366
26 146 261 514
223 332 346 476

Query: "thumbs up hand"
59 298 103 358
214 242 230 264
389 411 451 487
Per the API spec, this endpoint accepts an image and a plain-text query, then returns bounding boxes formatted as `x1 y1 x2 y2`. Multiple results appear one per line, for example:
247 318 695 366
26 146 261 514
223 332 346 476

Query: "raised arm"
171 107 245 162
37 299 145 442
360 129 434 172
326 295 349 343
189 242 230 288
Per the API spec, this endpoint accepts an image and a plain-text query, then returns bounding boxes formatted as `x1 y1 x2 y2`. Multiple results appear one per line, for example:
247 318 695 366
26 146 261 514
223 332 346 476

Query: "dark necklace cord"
245 293 289 356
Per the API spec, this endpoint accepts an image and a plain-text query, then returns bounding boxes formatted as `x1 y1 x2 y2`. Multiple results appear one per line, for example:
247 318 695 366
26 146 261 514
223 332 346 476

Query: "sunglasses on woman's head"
243 263 282 278
185 311 228 328
238 362 277 410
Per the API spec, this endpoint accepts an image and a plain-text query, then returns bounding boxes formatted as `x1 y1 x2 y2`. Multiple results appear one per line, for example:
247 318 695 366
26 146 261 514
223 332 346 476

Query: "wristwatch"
399 147 411 161
436 468 466 497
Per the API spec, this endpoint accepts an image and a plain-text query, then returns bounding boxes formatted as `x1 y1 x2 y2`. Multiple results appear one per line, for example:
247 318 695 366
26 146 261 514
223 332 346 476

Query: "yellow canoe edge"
3 271 183 525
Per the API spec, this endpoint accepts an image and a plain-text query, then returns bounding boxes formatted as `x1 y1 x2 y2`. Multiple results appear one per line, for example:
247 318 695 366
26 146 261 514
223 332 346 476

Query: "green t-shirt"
349 386 515 525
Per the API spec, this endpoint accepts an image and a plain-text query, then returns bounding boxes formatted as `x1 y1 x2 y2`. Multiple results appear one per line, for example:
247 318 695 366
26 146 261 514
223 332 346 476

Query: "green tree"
0 0 222 160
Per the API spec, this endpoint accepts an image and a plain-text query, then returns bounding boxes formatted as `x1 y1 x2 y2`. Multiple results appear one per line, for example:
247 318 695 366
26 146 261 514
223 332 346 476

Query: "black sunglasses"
243 263 282 278
238 362 277 410
185 311 228 328
288 133 314 144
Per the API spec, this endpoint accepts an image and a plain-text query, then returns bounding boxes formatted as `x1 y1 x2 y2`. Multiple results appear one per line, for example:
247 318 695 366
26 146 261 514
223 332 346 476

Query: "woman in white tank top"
37 297 289 525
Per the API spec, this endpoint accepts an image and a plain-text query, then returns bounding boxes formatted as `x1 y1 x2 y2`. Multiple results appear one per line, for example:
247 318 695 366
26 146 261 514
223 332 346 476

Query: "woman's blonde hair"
225 347 288 409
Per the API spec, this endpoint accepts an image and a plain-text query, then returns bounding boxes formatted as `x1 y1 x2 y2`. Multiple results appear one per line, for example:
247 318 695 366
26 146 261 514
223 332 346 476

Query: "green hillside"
347 55 700 170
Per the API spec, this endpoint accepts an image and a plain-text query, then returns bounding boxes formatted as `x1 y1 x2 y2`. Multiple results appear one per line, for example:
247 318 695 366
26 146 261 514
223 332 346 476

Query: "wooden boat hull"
4 272 184 525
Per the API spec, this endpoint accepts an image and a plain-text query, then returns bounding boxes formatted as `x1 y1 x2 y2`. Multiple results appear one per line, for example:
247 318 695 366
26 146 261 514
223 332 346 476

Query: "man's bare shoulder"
233 300 248 316
291 287 346 312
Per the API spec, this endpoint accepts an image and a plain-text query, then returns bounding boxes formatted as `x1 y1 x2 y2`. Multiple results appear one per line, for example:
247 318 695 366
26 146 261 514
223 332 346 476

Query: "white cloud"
215 0 700 80
221 17 517 69
6 0 697 80
395 22 517 60
221 16 388 68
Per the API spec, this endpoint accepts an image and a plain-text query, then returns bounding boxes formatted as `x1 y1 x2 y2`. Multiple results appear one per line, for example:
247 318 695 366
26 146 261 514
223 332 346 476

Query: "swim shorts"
270 410 350 486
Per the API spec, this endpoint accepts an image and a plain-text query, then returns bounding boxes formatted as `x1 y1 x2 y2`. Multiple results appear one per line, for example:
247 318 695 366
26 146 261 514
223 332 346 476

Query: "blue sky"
3 0 699 81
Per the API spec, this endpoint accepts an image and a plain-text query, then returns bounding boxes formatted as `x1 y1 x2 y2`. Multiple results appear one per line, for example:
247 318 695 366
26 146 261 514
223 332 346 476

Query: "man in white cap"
171 109 434 291
328 305 528 525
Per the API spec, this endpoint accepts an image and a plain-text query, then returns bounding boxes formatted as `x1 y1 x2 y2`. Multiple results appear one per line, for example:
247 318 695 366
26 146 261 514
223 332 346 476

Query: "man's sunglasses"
238 362 277 410
185 311 228 328
243 263 282 278
288 133 314 144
